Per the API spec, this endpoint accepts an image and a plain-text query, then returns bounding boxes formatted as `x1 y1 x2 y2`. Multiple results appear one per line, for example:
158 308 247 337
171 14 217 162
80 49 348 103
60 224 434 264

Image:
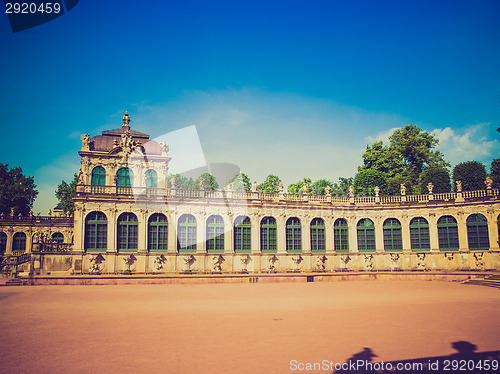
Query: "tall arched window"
117 213 138 252
0 232 7 254
410 217 430 251
383 218 403 252
206 215 225 253
148 213 168 252
437 215 459 251
51 232 64 243
357 219 375 252
145 169 157 188
334 218 349 252
286 217 302 253
91 166 106 186
177 214 197 253
260 216 277 253
13 232 26 252
85 212 107 252
310 218 325 252
117 168 133 187
467 214 490 250
234 216 251 253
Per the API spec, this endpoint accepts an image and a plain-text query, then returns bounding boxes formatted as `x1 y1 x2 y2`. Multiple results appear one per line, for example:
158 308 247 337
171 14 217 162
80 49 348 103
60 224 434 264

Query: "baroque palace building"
1 112 500 276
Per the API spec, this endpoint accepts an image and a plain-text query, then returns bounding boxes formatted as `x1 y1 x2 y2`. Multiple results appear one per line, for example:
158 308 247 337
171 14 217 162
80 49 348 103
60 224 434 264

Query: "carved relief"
211 255 225 273
89 254 105 274
291 255 303 271
315 255 327 271
267 255 278 272
153 254 167 271
417 253 426 270
239 254 251 272
473 252 484 269
363 254 374 270
123 254 137 273
182 254 196 272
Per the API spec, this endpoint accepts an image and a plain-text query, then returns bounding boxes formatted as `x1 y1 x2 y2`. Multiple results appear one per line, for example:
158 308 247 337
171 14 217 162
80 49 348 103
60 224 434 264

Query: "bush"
419 167 451 194
353 169 387 196
452 161 487 191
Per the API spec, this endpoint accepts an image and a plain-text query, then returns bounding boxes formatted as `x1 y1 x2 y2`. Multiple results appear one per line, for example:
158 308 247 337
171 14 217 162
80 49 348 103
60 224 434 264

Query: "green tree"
352 169 387 196
198 173 219 191
359 124 450 191
331 177 353 196
258 174 281 193
287 178 312 194
55 173 78 216
453 161 487 191
230 173 251 192
419 167 451 194
490 158 500 189
167 174 197 190
0 164 38 215
310 178 334 195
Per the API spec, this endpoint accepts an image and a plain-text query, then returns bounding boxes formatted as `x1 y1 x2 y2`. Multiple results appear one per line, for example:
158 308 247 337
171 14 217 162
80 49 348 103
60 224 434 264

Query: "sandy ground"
0 280 499 374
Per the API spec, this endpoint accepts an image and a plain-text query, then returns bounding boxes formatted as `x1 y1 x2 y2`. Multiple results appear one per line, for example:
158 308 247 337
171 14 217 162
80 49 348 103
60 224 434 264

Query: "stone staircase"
462 274 500 289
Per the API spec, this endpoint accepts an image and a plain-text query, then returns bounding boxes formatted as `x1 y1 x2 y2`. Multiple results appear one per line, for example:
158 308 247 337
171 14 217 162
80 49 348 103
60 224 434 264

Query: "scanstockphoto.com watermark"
289 358 499 372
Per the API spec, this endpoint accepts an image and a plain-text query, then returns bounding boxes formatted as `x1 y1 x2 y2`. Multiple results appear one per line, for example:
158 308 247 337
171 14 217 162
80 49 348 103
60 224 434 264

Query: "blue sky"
0 0 499 214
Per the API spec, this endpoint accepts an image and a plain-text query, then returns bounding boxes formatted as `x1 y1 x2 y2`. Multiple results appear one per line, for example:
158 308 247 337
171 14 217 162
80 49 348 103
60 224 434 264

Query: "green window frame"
437 215 459 251
467 214 490 250
177 214 197 253
117 168 133 187
334 218 349 252
51 232 64 243
0 232 6 254
117 213 138 252
148 213 168 252
234 216 251 253
85 212 107 252
357 219 375 252
206 215 225 253
310 218 325 252
260 216 277 253
13 232 26 252
91 166 106 186
286 217 302 253
383 218 403 252
145 169 157 188
410 217 430 251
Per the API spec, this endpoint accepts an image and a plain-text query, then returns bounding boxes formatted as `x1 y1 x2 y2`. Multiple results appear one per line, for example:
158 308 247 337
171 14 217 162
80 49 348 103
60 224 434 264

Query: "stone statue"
198 177 205 190
349 185 354 198
267 255 278 272
183 255 195 272
363 254 373 270
170 175 177 189
291 255 302 271
278 181 284 193
77 170 85 185
10 208 14 217
456 180 462 192
211 255 224 273
226 180 232 191
154 255 167 271
400 184 406 196
374 186 380 197
252 181 258 192
315 255 326 271
302 182 308 195
427 182 434 194
159 141 169 155
48 209 52 217
325 185 332 196
473 252 484 268
485 176 493 189
89 254 105 274
80 133 90 151
417 253 426 269
239 254 251 272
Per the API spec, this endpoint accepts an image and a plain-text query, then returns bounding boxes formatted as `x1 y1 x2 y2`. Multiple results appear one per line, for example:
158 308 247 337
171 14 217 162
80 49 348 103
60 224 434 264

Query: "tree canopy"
490 158 500 189
258 174 281 193
0 163 38 215
287 178 312 194
352 169 387 196
418 167 451 194
453 161 487 191
55 173 78 216
230 173 251 192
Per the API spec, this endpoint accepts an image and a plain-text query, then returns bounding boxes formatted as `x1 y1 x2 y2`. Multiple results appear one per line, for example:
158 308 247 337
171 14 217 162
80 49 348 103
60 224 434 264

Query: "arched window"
91 166 106 186
234 216 251 253
357 219 375 252
145 169 157 188
148 213 168 252
310 218 325 252
260 216 277 253
177 214 197 253
383 218 403 252
13 232 26 252
286 217 302 253
51 232 64 243
410 217 430 251
437 215 459 251
467 214 490 250
0 232 7 254
334 218 349 252
85 212 107 252
117 213 138 252
206 215 225 253
117 168 133 187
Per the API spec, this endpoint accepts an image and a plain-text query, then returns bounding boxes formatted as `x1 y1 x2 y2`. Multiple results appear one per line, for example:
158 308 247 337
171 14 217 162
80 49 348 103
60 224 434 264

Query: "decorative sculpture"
302 182 308 195
80 133 90 151
239 254 251 273
473 252 484 269
417 253 426 270
252 181 258 193
427 182 434 194
199 177 205 190
123 254 137 273
349 185 354 198
211 255 224 273
400 184 406 196
485 176 493 189
153 255 167 272
267 255 278 272
363 254 373 270
170 175 177 189
183 254 195 272
89 254 105 274
374 186 380 197
456 180 462 192
315 255 326 271
278 181 284 193
325 185 332 196
291 255 303 271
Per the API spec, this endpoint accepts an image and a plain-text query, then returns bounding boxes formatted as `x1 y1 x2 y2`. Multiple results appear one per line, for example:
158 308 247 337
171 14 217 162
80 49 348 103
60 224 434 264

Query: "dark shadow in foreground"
333 341 500 374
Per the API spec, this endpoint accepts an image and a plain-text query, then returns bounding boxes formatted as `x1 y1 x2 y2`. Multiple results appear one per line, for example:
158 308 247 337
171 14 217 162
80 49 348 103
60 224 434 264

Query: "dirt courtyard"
0 279 499 373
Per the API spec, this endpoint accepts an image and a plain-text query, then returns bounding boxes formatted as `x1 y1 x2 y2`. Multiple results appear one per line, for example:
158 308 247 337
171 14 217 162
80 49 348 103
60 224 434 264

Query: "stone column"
251 213 261 254
401 216 411 253
224 215 234 254
277 214 286 254
457 213 468 252
487 212 500 251
302 217 311 253
375 217 385 253
348 217 358 253
107 209 117 253
5 230 13 255
325 217 334 253
196 213 206 254
73 207 85 253
428 214 439 252
167 214 177 253
137 210 147 254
